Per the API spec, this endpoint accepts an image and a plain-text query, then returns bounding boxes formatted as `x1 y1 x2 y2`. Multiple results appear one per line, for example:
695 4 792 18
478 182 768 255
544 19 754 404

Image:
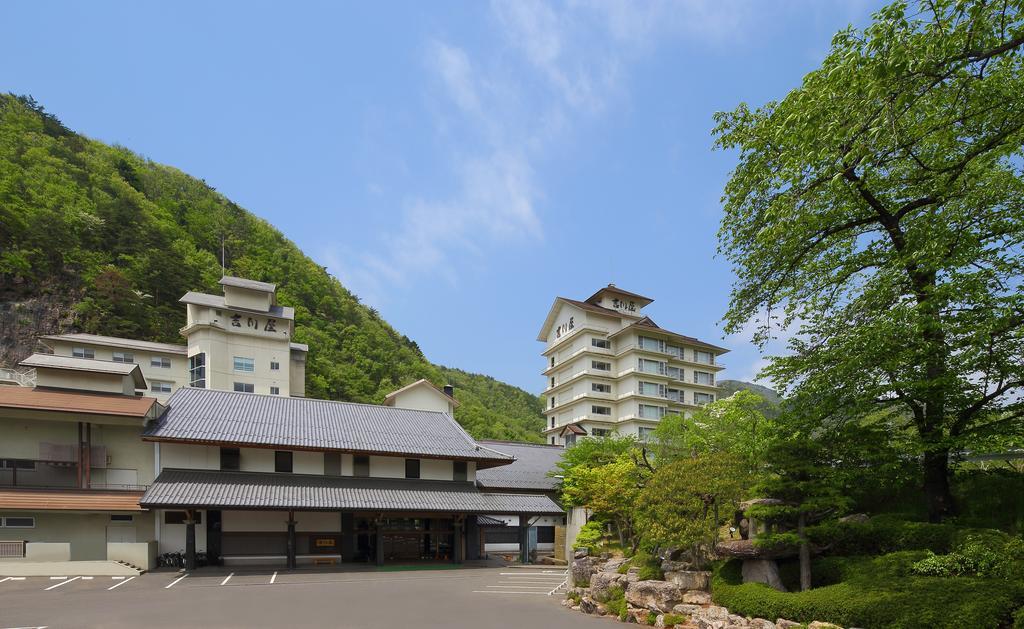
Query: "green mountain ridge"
0 93 544 442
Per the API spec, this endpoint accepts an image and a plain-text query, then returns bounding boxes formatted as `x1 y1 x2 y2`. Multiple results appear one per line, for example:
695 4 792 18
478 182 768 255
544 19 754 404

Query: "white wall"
221 511 341 533
158 509 207 554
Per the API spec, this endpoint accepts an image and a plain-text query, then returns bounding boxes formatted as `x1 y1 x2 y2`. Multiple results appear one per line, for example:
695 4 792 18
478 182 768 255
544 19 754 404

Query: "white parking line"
499 572 565 575
44 576 80 590
472 590 545 594
111 576 125 580
269 571 277 584
487 585 552 589
80 576 93 580
107 576 136 590
48 577 67 580
220 572 234 586
165 574 188 589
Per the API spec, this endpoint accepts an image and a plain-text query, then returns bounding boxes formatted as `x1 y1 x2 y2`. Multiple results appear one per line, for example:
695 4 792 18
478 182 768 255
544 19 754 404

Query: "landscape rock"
590 571 629 601
672 604 704 616
741 559 787 591
574 548 589 559
664 570 711 591
603 557 628 572
661 559 694 573
776 620 802 629
571 556 597 587
839 513 869 524
579 597 599 614
626 580 686 612
682 590 712 604
716 539 794 560
808 623 843 629
748 619 776 629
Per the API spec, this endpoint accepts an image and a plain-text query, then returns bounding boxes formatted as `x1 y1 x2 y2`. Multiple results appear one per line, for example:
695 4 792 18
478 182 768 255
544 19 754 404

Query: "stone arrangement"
563 551 845 629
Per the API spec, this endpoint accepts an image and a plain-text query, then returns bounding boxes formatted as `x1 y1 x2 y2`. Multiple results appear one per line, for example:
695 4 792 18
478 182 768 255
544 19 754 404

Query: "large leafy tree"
714 0 1024 521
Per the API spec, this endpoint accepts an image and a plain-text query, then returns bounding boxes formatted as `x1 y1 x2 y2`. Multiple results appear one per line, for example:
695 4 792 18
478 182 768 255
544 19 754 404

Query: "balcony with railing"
0 457 147 491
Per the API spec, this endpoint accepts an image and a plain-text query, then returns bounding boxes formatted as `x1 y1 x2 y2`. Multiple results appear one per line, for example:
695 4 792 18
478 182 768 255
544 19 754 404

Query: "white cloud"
331 0 757 303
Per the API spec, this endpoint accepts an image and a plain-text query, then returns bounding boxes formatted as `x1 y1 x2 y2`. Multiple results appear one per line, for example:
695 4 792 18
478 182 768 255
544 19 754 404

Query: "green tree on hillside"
714 0 1024 521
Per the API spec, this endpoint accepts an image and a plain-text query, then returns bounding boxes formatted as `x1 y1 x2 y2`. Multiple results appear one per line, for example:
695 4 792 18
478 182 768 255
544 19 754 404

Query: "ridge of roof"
219 276 276 293
584 284 654 305
382 378 460 408
39 333 187 355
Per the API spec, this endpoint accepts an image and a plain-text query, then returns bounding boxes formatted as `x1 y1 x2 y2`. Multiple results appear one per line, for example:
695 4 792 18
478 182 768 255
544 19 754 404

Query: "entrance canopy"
141 468 563 515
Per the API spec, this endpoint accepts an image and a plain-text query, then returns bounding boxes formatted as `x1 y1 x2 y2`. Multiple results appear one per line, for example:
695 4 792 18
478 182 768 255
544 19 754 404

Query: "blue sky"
3 0 883 394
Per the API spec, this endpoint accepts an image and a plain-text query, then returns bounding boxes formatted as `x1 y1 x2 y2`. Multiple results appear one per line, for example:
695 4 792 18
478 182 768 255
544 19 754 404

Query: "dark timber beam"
519 514 530 565
185 510 196 571
286 510 296 570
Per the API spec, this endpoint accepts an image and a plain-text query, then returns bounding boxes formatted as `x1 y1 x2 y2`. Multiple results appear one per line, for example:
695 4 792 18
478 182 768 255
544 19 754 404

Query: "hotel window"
591 338 611 349
550 377 555 388
638 358 665 375
638 336 665 352
591 360 611 372
270 386 280 395
220 447 240 471
591 428 609 437
549 396 555 409
694 371 714 386
667 345 684 359
694 392 715 405
639 381 664 397
638 404 665 419
275 451 293 473
150 381 173 394
592 405 612 415
592 383 611 393
453 461 468 482
151 356 171 368
112 351 134 363
405 459 420 479
667 388 683 403
233 356 255 372
234 382 254 393
550 416 555 428
188 353 206 388
550 356 555 368
666 366 683 381
551 436 556 445
72 347 95 359
270 361 280 371
1 516 35 528
353 455 370 478
565 433 577 447
695 350 714 365
638 427 656 441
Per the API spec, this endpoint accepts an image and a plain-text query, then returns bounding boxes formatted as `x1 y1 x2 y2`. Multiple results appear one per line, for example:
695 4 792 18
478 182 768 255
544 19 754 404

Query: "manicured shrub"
631 549 664 581
912 534 1024 578
806 515 962 555
1013 604 1024 629
712 556 1024 628
573 521 606 552
662 613 688 626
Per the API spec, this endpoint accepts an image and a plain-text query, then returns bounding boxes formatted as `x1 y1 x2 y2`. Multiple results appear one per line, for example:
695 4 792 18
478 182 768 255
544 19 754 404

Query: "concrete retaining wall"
25 542 71 561
107 541 157 571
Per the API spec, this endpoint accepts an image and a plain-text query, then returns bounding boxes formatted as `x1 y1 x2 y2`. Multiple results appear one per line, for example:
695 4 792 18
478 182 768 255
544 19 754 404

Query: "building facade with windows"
537 284 728 446
39 276 307 403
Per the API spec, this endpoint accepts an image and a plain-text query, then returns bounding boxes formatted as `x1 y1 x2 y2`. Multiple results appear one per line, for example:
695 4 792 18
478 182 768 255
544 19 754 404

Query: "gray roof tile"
219 276 277 293
475 440 565 491
141 468 563 514
145 388 514 465
180 291 295 320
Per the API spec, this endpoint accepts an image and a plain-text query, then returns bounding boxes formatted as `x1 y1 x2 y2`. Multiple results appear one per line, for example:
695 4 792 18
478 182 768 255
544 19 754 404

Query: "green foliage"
662 613 687 627
713 554 1024 628
714 0 1024 521
565 590 582 605
603 586 628 622
572 521 605 553
805 515 965 556
911 534 1024 579
653 390 774 474
636 453 747 567
952 469 1024 533
0 94 544 441
1014 605 1024 629
628 549 664 581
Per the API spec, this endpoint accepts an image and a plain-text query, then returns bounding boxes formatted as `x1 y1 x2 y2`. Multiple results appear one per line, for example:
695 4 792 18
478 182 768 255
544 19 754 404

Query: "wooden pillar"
76 422 83 489
340 513 354 562
452 516 464 564
185 511 196 571
465 515 480 561
375 518 384 566
519 514 530 565
286 511 297 570
84 423 92 489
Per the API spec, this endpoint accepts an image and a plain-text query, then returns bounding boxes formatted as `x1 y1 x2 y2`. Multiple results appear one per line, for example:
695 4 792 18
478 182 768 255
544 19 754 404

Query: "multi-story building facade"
538 284 728 446
40 276 308 403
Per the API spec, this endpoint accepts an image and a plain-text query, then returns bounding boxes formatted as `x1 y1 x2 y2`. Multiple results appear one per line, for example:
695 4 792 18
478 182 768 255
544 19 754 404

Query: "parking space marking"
107 576 135 590
44 576 80 590
0 577 25 584
487 585 551 589
472 590 546 594
269 571 277 584
80 576 93 580
165 574 188 589
111 576 125 580
48 577 67 580
220 572 234 586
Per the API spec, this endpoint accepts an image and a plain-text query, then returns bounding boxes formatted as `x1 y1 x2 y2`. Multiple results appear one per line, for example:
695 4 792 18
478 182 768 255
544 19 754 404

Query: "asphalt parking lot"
0 565 603 629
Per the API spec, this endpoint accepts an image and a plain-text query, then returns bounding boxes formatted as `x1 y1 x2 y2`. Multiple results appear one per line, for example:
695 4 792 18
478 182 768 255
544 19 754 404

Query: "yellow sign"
315 538 336 548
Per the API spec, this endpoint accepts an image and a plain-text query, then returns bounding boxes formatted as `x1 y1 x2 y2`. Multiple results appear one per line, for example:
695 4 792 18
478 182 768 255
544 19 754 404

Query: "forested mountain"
717 379 782 418
0 94 544 442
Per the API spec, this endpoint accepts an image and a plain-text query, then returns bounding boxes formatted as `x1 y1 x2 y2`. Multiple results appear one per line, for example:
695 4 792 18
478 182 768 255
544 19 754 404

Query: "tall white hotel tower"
537 285 728 446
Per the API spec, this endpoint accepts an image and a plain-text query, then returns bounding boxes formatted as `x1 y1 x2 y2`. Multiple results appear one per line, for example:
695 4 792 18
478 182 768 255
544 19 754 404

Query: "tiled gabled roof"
475 440 564 491
144 388 514 467
141 469 563 514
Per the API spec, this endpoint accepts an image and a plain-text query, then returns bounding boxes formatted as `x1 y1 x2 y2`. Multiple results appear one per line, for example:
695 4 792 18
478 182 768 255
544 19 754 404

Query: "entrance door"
206 510 222 566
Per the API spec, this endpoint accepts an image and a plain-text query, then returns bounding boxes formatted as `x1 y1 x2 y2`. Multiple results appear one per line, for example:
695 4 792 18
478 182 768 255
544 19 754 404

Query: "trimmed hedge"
712 555 1024 628
804 515 1003 556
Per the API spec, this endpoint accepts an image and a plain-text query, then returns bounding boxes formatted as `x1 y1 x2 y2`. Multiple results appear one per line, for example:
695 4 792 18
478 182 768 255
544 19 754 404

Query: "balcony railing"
0 459 145 491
